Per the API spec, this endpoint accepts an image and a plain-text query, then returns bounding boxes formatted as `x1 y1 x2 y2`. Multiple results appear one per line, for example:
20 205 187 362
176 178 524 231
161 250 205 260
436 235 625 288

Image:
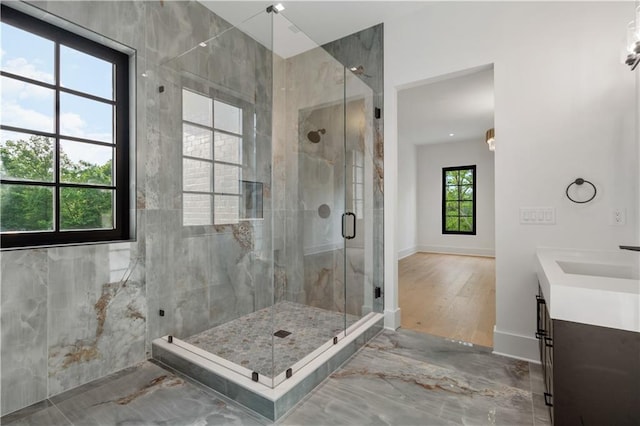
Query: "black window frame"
0 5 131 249
442 165 476 235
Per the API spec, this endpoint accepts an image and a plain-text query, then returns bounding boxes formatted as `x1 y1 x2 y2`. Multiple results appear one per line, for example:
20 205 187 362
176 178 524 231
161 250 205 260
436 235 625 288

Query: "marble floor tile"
1 401 71 426
280 345 533 426
1 329 544 426
367 328 532 392
49 362 266 426
531 393 552 426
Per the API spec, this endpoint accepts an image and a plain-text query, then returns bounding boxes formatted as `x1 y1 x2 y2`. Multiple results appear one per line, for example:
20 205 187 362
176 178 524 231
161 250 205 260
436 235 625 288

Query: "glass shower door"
271 9 376 384
270 11 350 385
344 70 376 332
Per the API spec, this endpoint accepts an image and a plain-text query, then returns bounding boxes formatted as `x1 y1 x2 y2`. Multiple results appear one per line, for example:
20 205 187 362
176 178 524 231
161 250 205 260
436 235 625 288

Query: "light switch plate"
520 207 555 225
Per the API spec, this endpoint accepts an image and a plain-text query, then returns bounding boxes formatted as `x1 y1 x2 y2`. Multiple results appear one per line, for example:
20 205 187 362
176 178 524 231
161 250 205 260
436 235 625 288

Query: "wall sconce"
485 128 495 151
625 7 640 70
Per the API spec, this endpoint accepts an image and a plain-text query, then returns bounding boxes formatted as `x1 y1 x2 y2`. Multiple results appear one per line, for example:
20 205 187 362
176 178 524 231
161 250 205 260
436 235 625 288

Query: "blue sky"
1 21 114 166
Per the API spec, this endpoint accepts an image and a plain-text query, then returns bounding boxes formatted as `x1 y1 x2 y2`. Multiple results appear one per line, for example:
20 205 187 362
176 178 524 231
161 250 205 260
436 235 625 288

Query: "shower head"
307 128 326 143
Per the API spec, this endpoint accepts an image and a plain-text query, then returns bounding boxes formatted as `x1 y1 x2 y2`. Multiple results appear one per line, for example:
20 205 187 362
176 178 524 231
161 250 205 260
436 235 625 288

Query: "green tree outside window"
442 165 476 235
1 135 113 232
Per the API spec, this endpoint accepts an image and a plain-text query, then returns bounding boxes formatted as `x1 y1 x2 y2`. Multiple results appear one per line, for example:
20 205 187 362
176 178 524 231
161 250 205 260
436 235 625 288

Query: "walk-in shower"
150 5 384 420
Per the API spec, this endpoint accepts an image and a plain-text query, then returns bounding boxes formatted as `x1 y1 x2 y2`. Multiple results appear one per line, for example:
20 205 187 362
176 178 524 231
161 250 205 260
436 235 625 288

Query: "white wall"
397 142 418 258
417 139 495 257
384 2 638 360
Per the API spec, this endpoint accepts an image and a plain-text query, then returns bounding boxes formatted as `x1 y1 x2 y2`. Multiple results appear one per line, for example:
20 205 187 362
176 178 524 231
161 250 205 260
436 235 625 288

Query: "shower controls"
318 204 331 218
342 212 356 239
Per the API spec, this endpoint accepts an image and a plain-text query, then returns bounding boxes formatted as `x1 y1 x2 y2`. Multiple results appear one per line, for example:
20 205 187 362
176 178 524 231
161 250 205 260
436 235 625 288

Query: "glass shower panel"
270 10 349 384
344 70 376 331
153 9 275 385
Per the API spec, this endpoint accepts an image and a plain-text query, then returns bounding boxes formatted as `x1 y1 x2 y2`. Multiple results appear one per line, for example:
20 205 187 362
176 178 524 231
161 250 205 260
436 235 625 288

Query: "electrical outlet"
612 208 626 226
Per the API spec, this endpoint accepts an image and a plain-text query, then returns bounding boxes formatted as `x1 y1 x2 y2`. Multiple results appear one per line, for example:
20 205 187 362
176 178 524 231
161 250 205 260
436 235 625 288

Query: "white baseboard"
418 245 495 258
384 307 401 330
492 326 540 363
398 246 418 260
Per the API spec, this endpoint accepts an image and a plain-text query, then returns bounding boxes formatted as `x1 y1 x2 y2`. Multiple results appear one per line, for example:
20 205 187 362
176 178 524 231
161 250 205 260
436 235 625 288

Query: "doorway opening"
396 65 496 347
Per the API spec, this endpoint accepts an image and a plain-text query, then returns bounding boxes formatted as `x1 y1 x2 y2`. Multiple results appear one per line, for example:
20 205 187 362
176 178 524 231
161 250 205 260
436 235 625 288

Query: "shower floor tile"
183 301 359 379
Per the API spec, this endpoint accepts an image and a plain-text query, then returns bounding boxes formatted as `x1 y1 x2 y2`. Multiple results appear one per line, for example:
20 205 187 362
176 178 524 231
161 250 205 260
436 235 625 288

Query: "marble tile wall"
0 1 384 417
322 25 385 313
0 250 49 415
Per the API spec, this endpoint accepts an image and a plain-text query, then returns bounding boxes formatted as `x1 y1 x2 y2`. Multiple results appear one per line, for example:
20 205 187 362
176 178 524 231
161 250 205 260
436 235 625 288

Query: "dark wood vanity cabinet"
536 287 554 423
535 286 640 425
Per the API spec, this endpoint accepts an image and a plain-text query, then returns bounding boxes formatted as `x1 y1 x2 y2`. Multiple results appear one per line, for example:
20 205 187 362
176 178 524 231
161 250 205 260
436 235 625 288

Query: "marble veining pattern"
3 329 550 426
281 329 550 426
47 246 147 396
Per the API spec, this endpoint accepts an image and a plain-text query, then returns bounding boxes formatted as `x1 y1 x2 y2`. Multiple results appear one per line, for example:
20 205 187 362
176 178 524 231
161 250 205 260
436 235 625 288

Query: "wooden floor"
398 252 496 348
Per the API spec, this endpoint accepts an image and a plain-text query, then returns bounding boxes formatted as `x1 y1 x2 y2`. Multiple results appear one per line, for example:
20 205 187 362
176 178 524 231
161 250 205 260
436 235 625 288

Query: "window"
442 165 476 235
0 5 131 249
350 150 364 218
182 88 258 226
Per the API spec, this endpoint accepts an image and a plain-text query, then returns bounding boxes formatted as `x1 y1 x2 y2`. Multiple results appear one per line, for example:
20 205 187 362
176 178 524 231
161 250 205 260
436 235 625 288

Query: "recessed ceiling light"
449 133 454 137
199 42 207 47
274 3 285 12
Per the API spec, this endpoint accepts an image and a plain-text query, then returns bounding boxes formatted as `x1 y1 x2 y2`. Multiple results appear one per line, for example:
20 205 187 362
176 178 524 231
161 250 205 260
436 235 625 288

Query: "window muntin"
0 5 130 248
442 165 476 235
350 150 364 218
181 89 244 226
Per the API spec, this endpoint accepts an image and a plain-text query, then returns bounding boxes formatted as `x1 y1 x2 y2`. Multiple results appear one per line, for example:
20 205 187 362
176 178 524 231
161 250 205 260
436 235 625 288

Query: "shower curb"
152 313 384 420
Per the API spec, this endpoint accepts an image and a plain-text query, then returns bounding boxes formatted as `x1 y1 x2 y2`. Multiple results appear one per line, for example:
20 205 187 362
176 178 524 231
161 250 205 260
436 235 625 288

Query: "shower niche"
151 5 384 420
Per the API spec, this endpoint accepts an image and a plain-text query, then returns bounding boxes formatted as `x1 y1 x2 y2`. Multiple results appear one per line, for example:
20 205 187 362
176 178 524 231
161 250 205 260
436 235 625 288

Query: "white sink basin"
536 248 640 332
556 260 639 280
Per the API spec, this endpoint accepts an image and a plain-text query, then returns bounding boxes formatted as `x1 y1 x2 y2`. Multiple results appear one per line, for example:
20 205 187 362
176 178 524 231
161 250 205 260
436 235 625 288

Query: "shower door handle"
342 212 356 240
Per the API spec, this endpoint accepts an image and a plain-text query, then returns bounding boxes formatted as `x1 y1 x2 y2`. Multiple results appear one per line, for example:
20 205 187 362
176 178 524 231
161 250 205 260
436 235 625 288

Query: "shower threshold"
152 306 383 420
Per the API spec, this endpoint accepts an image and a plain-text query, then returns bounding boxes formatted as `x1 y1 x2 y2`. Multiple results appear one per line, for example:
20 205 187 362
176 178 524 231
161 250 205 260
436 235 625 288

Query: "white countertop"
536 248 640 332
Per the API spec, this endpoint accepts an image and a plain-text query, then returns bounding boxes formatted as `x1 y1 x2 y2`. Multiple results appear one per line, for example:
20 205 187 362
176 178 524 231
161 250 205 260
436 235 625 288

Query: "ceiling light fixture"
199 42 207 47
625 7 640 70
449 133 454 137
485 128 495 151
